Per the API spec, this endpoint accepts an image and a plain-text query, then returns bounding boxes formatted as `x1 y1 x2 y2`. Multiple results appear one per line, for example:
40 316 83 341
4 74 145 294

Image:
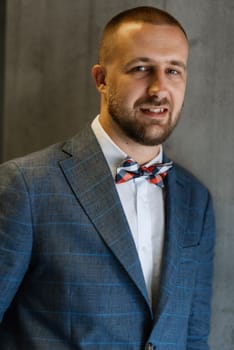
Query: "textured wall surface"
2 0 234 349
0 0 6 161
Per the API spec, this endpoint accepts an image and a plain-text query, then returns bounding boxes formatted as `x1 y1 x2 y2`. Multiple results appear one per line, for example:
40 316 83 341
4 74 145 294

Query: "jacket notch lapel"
59 126 150 308
154 166 192 320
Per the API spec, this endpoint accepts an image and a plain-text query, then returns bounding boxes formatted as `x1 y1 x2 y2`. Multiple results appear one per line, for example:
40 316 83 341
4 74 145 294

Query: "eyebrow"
126 57 187 71
169 60 187 71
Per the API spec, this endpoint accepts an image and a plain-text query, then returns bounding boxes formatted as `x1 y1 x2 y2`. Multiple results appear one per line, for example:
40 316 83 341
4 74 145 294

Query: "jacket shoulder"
1 141 68 168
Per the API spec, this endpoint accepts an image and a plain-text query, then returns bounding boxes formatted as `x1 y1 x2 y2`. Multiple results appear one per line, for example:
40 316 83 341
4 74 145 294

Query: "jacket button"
146 343 155 350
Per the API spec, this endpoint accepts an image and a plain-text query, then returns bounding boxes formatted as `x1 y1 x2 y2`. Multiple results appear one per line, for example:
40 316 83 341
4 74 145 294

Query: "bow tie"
115 157 173 188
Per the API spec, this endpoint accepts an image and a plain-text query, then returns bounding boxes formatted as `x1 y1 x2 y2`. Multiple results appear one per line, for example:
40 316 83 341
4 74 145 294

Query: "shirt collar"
91 115 163 177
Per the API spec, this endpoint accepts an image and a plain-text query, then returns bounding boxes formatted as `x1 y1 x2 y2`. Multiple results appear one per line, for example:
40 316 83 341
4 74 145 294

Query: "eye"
129 65 152 74
167 68 179 75
130 66 151 73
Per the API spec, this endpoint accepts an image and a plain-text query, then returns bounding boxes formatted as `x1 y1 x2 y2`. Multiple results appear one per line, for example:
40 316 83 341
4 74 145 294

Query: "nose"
148 71 168 99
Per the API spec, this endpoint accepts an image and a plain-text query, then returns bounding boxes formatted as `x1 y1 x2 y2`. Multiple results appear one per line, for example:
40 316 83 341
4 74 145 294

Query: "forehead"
111 22 189 64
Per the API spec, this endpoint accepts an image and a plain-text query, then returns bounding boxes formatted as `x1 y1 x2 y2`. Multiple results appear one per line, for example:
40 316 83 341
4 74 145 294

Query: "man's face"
97 22 189 146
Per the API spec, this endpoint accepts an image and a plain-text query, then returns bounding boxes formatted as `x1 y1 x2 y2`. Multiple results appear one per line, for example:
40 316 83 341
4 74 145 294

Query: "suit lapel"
59 125 150 307
154 162 192 319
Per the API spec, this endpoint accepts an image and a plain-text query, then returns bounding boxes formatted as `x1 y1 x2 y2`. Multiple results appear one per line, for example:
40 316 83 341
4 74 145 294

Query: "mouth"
142 107 166 113
140 107 169 116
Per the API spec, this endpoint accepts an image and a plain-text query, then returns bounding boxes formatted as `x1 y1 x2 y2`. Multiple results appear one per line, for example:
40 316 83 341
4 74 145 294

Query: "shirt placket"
136 178 153 301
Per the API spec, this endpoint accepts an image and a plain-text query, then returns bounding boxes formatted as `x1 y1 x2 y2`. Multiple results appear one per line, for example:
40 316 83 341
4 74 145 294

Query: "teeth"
149 108 164 113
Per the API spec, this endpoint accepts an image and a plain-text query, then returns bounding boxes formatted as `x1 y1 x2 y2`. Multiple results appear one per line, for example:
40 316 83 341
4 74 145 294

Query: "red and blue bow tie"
116 157 173 188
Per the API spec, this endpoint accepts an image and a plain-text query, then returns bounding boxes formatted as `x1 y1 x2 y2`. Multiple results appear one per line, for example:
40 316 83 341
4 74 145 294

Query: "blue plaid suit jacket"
0 124 215 350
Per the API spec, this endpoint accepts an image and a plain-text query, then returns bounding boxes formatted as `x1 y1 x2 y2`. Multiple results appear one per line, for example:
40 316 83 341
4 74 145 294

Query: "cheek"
122 82 145 103
172 86 186 107
107 76 146 107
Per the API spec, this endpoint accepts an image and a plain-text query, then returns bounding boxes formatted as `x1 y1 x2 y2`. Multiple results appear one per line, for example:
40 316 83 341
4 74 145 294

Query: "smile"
148 108 165 113
140 107 168 114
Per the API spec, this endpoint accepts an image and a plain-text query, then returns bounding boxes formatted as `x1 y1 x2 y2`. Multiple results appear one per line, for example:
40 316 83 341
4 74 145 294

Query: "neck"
99 113 161 165
116 139 161 165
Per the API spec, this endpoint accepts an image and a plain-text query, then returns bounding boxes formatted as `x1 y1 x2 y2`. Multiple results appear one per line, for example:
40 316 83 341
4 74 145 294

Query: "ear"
92 64 107 93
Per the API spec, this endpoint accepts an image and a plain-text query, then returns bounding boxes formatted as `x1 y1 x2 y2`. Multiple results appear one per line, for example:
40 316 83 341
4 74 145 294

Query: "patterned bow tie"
116 157 173 188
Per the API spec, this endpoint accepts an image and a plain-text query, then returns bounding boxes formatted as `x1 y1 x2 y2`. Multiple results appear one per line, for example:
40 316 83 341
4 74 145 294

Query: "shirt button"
146 343 156 350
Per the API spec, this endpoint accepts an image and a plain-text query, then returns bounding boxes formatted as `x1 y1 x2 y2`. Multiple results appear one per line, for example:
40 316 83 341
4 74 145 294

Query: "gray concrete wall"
0 0 6 161
2 1 234 349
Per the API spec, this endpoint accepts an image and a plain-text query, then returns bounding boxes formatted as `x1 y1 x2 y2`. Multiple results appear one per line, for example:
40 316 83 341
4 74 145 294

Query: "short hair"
98 6 188 65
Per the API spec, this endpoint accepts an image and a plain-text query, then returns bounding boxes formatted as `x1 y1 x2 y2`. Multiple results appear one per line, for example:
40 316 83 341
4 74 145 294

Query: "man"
0 6 215 350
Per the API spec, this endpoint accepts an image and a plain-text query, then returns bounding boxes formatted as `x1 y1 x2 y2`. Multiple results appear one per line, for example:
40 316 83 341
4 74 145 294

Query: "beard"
108 92 182 146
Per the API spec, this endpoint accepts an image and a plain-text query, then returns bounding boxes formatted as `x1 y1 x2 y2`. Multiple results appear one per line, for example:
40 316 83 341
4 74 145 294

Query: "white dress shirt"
91 116 165 308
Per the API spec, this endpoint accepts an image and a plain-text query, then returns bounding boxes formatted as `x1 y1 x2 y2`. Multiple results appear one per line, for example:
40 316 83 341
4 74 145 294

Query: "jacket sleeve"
0 161 33 321
187 192 215 349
